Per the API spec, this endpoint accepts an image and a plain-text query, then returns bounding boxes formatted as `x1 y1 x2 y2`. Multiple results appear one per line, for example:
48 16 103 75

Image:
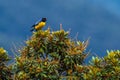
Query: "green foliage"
12 28 88 80
84 50 120 80
0 47 12 80
0 28 120 80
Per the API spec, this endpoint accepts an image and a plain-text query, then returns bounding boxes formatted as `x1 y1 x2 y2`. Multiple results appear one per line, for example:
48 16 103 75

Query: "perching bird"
31 18 47 31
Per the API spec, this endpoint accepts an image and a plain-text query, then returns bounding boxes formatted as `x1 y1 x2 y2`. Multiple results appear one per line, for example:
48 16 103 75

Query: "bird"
31 18 47 31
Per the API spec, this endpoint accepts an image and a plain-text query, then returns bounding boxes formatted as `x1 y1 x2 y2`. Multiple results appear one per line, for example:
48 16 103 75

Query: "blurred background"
0 0 120 59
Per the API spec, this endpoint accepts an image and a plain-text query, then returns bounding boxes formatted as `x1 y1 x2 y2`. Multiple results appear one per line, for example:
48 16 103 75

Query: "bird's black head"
41 18 47 22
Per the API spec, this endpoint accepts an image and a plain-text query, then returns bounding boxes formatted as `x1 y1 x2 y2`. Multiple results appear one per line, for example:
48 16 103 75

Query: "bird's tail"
30 25 35 32
30 28 34 32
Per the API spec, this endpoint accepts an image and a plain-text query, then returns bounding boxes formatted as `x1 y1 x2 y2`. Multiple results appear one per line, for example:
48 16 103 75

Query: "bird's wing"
31 19 41 27
35 19 41 25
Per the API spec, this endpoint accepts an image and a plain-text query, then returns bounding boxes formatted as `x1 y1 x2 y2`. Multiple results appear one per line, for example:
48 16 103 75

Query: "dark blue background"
0 0 120 58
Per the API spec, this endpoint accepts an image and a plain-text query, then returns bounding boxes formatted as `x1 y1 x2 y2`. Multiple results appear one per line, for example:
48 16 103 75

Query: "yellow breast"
35 22 46 30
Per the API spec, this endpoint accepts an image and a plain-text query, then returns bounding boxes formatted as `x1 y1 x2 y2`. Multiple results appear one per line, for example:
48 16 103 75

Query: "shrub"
0 47 12 80
1 28 119 80
12 28 89 80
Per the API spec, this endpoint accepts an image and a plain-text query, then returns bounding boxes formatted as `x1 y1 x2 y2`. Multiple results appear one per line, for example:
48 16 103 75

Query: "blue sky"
0 0 120 57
